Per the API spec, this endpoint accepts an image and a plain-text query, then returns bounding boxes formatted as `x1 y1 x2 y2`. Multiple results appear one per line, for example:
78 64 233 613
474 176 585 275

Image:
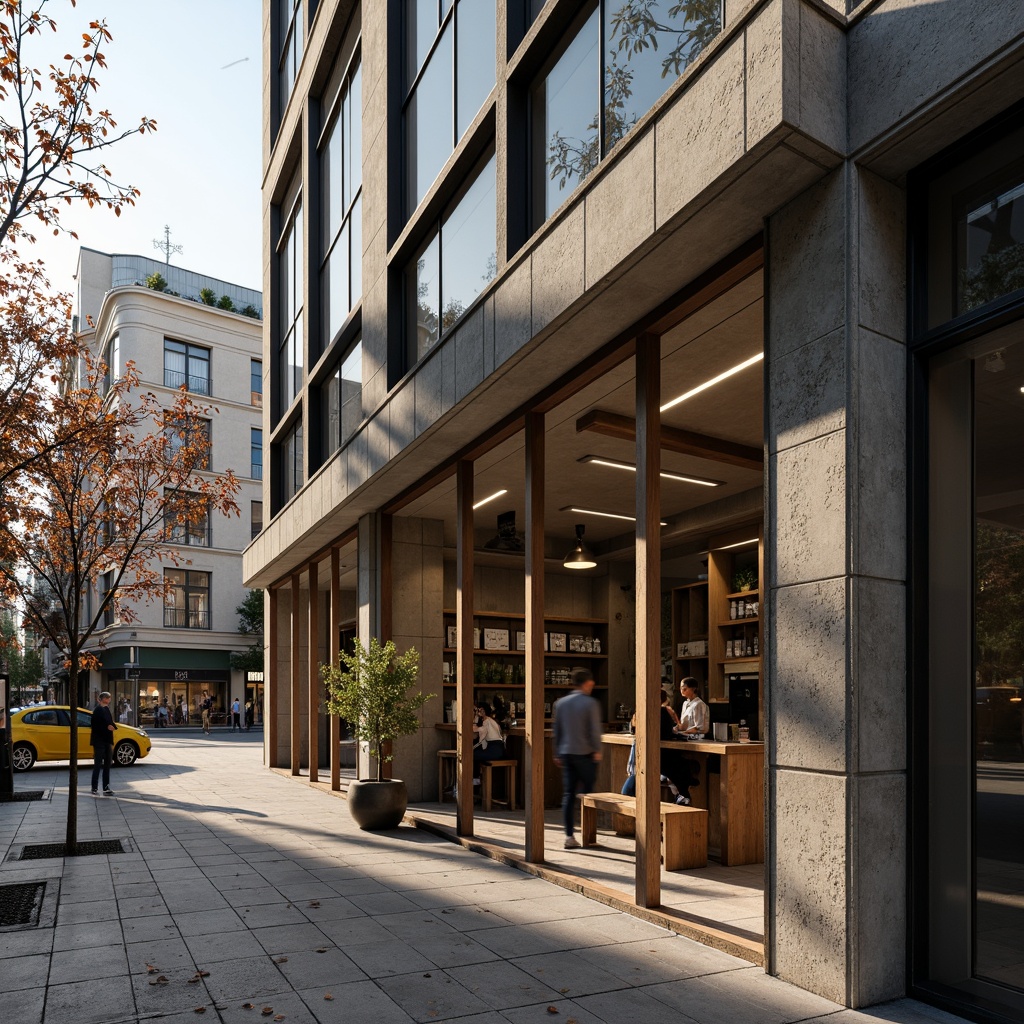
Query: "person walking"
90 691 117 796
231 697 242 732
201 693 212 734
552 668 602 849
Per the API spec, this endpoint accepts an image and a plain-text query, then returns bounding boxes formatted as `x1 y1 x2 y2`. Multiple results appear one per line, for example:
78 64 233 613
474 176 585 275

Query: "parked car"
8 705 152 772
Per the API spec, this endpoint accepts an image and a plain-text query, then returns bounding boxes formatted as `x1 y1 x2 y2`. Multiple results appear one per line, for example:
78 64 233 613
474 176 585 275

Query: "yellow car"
8 706 152 772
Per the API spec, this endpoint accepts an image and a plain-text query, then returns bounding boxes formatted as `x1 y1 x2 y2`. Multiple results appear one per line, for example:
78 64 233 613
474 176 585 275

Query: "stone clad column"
766 164 907 1006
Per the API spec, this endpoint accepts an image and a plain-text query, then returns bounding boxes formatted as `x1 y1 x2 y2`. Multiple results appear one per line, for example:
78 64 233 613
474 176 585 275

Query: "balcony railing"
163 608 211 629
164 369 211 395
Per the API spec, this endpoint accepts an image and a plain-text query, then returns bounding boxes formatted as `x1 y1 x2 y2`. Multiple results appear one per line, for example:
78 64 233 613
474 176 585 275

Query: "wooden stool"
437 749 457 803
479 759 517 812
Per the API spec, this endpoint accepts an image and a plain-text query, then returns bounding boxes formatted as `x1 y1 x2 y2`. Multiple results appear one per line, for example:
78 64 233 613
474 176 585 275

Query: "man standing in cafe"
90 691 116 796
552 668 602 849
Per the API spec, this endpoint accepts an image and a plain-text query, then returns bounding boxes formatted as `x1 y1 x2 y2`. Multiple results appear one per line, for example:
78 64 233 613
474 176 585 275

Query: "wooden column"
329 546 341 791
307 559 320 784
267 586 279 766
456 460 475 836
525 411 545 863
635 332 662 908
290 573 302 776
380 513 393 780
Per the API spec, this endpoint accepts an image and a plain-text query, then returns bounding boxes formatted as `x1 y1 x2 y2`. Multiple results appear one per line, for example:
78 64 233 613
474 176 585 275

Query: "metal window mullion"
598 0 606 158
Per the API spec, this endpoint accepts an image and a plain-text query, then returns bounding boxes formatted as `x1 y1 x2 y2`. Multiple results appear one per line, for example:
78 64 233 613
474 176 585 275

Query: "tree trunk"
66 661 79 855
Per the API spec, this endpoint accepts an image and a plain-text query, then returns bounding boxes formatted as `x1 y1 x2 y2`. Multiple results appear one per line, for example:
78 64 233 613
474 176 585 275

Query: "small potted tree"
321 638 434 830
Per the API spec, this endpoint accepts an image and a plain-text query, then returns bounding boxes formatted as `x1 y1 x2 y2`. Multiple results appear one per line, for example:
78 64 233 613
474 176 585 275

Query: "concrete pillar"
356 512 382 780
765 163 907 1006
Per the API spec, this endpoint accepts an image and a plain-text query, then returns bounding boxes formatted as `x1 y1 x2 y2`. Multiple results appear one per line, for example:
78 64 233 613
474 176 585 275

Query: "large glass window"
164 416 212 470
320 51 362 352
101 333 119 396
281 422 303 505
164 491 211 548
251 359 263 407
403 0 496 216
531 0 722 228
164 340 211 395
251 500 263 541
278 187 304 414
251 428 263 480
320 337 363 459
164 570 211 629
278 0 304 113
405 152 496 367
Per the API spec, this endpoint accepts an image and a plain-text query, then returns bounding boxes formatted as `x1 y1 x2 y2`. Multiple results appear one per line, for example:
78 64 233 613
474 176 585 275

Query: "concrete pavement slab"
375 968 492 1021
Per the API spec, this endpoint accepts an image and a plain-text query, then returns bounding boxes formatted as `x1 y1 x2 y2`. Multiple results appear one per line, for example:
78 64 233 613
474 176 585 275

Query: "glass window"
164 416 212 470
251 500 263 540
320 336 363 459
531 0 722 229
278 0 304 113
251 427 263 480
320 53 362 352
278 189 303 414
281 422 303 504
403 1 495 217
101 333 119 395
251 359 262 407
164 569 211 630
406 153 496 368
164 491 211 548
100 570 115 628
164 340 211 395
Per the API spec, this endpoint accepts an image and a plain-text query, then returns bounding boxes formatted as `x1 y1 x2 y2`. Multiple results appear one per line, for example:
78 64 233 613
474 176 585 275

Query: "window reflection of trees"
548 0 722 195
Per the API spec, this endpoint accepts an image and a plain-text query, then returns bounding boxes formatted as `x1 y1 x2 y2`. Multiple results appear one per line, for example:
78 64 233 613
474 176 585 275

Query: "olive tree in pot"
321 638 434 830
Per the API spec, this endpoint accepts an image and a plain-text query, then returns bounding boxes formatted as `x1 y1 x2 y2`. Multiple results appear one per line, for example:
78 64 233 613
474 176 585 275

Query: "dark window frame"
163 569 212 630
164 338 212 396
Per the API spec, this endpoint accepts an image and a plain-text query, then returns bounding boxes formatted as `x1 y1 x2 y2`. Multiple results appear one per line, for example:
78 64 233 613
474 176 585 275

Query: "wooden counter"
598 732 765 866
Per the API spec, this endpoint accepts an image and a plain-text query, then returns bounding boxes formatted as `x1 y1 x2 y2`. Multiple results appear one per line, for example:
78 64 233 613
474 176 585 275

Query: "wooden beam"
329 546 341 792
307 560 320 784
290 573 301 777
525 411 545 863
456 460 475 837
635 333 662 909
380 513 393 780
577 409 763 471
267 587 279 766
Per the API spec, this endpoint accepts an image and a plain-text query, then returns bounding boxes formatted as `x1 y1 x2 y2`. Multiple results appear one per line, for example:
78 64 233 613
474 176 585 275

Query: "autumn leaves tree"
0 355 239 846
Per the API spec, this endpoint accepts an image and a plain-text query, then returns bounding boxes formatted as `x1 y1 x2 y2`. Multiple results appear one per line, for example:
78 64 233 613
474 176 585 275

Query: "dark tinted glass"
456 0 495 138
405 0 438 87
406 21 454 214
407 233 440 365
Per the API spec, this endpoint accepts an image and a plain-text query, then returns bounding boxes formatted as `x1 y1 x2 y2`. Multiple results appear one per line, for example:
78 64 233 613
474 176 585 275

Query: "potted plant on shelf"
321 638 434 830
733 567 758 593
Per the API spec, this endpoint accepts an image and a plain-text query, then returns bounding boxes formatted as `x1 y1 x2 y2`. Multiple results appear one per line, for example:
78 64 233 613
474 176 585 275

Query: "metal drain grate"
19 839 126 860
0 881 46 927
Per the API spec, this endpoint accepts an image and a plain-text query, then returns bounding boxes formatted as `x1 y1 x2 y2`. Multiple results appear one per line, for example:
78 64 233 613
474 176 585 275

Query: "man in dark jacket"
552 668 602 849
90 691 116 795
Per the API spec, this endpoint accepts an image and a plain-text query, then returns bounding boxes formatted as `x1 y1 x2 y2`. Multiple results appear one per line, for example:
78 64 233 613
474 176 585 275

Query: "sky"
21 0 264 296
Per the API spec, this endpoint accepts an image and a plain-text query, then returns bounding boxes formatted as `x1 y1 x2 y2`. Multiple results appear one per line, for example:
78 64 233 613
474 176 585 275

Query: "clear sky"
21 0 263 295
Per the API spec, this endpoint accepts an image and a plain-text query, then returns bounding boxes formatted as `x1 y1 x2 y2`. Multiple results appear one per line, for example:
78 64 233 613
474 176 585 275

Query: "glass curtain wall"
321 336 363 459
278 186 304 415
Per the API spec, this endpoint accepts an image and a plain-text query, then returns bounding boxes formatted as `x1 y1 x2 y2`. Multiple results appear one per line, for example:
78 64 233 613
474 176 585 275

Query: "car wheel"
12 742 36 772
113 740 139 767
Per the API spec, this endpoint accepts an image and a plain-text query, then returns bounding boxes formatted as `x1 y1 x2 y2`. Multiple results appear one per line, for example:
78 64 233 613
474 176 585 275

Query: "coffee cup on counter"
713 722 728 741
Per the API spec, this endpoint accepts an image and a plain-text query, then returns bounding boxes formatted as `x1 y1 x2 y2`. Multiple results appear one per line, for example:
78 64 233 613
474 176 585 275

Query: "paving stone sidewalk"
0 733 969 1024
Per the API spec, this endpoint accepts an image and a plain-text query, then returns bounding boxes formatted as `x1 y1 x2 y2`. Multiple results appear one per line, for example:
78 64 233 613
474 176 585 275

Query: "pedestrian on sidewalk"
90 691 116 795
552 667 602 849
231 696 242 731
201 693 212 734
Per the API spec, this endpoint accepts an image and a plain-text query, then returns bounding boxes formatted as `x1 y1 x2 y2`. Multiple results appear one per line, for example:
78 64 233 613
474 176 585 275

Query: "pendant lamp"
563 523 597 570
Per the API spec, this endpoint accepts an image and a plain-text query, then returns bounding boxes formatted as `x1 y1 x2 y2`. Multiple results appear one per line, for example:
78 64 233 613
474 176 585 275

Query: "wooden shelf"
719 616 759 626
443 648 606 659
441 683 609 690
726 589 760 600
443 609 605 624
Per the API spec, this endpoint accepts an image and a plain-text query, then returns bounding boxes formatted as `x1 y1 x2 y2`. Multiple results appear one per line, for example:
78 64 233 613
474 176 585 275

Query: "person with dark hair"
90 691 116 796
671 676 710 804
552 667 602 849
472 703 505 784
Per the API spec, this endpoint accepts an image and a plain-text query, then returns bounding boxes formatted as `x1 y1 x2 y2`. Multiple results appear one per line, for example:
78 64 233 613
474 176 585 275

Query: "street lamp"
124 645 141 727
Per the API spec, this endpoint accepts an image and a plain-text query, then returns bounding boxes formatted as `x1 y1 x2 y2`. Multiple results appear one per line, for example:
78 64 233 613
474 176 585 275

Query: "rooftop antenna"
153 225 183 265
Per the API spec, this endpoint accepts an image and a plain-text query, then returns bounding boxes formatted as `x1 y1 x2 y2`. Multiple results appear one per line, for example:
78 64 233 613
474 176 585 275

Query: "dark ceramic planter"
347 778 408 830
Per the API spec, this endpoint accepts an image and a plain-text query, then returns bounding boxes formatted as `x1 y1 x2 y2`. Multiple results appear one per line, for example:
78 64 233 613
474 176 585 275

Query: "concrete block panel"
796 2 846 158
768 326 846 455
414 348 443 439
848 0 1024 155
392 554 425 637
482 294 496 378
655 38 745 228
772 768 848 1004
455 305 485 404
851 328 906 581
392 516 423 545
852 577 905 775
771 429 846 586
770 577 847 773
441 329 456 416
853 170 905 345
768 170 846 359
584 131 655 287
532 205 584 336
387 381 413 462
366 403 391 477
494 256 532 369
850 772 906 1005
745 0 788 151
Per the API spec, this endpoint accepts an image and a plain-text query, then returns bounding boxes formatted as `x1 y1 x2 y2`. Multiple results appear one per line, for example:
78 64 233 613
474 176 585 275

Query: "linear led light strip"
472 488 507 510
563 506 668 527
661 352 763 413
579 455 723 487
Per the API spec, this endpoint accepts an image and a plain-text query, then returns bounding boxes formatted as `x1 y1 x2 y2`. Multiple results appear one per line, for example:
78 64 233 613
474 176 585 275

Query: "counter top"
600 732 764 755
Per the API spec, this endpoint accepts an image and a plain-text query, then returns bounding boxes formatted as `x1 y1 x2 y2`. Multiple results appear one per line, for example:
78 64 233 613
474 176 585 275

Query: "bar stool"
479 759 517 812
437 749 457 803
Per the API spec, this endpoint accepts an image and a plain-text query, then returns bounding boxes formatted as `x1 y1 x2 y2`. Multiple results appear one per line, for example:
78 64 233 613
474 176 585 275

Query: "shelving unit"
671 581 709 693
441 609 609 721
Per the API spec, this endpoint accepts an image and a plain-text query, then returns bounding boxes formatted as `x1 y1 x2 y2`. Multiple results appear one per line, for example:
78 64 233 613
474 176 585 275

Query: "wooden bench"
580 792 707 870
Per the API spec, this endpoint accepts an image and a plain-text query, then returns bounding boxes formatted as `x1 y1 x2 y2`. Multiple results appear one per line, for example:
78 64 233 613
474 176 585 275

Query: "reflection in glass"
442 154 496 330
407 234 440 365
406 20 454 214
973 340 1024 989
279 195 303 411
957 173 1024 317
456 0 495 138
282 422 303 504
320 337 363 459
405 0 438 88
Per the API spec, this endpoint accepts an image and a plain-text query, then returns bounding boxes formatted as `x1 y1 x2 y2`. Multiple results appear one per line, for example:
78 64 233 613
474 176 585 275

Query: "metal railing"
163 608 211 629
164 369 211 395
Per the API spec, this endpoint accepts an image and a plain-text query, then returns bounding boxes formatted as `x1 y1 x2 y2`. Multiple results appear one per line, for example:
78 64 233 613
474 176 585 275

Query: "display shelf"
443 648 607 659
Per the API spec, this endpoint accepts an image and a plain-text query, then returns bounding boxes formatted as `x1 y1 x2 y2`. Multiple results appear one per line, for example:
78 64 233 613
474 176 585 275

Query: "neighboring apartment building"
77 249 266 727
244 2 1024 1021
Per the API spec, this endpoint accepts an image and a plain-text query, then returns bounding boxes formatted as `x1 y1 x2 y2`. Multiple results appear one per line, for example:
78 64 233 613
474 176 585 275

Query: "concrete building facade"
78 249 265 727
245 2 1024 1021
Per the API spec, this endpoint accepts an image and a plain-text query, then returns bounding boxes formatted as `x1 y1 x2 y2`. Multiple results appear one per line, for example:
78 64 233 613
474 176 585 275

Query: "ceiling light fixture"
579 455 723 487
713 537 759 551
472 488 508 510
660 353 764 413
563 506 668 526
563 524 597 570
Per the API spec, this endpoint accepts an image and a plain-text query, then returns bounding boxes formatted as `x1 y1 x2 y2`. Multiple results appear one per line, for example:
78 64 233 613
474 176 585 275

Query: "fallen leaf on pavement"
323 994 333 1001
274 957 288 963
546 1008 559 1015
242 1003 255 1010
194 1009 206 1015
261 1009 274 1017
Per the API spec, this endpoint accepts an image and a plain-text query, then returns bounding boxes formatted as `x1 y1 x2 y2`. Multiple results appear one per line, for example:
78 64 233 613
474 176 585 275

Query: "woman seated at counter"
672 677 710 739
620 688 693 805
472 703 505 782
